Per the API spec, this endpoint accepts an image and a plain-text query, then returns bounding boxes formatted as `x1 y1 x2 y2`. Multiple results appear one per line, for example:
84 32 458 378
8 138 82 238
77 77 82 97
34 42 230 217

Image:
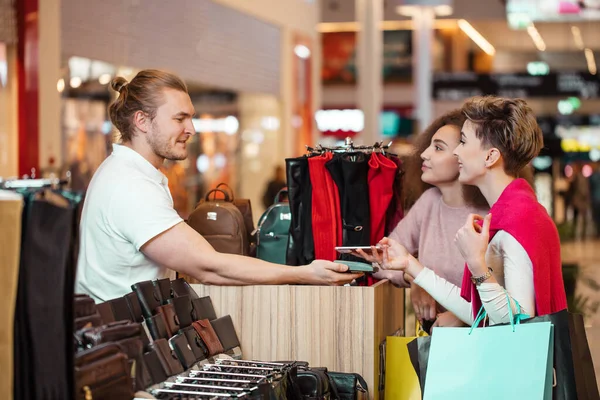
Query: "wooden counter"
191 280 404 400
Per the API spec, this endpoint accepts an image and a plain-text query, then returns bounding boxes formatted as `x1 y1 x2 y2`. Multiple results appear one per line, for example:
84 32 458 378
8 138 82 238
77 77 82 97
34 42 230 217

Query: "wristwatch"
471 267 493 286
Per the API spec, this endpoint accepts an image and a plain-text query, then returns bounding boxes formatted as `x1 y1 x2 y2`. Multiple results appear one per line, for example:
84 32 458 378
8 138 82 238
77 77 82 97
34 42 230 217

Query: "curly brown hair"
401 109 488 210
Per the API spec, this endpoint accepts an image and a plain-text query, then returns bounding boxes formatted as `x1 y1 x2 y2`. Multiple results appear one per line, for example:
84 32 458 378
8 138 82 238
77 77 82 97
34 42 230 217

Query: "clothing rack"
0 170 71 190
305 137 394 155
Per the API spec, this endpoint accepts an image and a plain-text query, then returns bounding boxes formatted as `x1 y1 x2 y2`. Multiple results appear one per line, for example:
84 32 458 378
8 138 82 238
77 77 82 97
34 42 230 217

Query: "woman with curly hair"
372 96 564 326
358 109 489 331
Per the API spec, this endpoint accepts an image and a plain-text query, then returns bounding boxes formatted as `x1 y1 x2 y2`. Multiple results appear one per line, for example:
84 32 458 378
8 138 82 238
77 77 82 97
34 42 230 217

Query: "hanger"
0 169 71 190
305 137 396 157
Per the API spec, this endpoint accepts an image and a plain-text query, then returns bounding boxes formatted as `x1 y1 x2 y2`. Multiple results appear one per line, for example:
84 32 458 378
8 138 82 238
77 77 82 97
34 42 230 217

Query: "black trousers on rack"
326 153 371 263
285 157 314 266
14 196 75 400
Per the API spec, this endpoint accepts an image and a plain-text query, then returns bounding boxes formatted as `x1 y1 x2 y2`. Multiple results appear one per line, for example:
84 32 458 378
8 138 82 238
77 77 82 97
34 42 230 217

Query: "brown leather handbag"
192 319 224 356
75 343 133 400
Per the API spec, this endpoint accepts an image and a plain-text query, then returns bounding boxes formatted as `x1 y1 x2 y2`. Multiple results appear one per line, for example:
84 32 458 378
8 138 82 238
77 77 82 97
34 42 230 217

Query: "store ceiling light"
317 19 458 33
57 78 65 93
527 24 546 52
98 73 111 85
70 77 82 88
585 48 597 75
457 19 496 56
571 26 584 50
434 5 453 16
294 44 311 59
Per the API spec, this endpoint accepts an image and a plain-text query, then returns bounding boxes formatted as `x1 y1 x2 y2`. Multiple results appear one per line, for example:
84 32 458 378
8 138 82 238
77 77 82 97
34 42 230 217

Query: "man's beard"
146 124 187 161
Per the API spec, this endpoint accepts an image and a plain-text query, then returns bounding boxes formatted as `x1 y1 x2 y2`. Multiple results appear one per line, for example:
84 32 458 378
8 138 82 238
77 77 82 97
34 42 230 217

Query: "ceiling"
320 0 600 54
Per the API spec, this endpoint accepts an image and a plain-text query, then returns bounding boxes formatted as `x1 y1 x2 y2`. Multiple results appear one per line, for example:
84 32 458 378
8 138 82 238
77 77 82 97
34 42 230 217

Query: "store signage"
527 61 550 76
506 0 600 25
558 125 600 153
433 72 600 100
192 116 239 135
316 109 414 138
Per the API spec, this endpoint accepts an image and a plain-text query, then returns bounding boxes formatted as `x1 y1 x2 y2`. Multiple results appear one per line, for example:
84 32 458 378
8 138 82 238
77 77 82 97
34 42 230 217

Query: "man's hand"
300 260 364 286
431 311 467 329
411 282 437 322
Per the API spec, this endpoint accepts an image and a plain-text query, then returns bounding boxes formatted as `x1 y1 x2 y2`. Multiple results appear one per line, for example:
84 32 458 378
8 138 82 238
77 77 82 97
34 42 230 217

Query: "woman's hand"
455 213 491 276
411 282 437 322
376 237 425 280
377 237 410 271
351 246 382 264
431 311 467 329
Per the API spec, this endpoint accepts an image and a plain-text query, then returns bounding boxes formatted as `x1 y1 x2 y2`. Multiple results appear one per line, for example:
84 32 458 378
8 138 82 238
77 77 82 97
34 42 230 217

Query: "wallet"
336 260 375 273
192 319 224 356
181 325 208 361
149 338 184 376
81 321 142 346
171 277 199 300
132 280 162 319
96 302 116 325
191 296 217 321
145 314 169 341
210 315 241 351
143 349 168 385
153 278 173 304
75 342 133 400
74 294 97 318
124 292 144 322
155 303 180 337
169 332 197 370
114 336 153 391
167 295 193 328
107 296 134 322
74 312 102 331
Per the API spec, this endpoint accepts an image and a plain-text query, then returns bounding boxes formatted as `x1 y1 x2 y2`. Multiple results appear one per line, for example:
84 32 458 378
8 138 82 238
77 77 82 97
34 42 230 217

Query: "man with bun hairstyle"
76 69 361 302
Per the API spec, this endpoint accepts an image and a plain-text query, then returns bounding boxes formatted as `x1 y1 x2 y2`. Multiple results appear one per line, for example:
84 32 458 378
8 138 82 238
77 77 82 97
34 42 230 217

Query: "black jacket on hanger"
285 156 315 266
326 152 371 263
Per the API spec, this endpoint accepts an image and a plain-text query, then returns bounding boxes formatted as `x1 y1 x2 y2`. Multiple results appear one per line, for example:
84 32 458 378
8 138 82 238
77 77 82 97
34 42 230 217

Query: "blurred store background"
2 0 600 381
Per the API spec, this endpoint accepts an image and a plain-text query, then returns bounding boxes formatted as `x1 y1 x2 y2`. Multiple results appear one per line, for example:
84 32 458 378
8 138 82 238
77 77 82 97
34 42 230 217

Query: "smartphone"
335 245 381 254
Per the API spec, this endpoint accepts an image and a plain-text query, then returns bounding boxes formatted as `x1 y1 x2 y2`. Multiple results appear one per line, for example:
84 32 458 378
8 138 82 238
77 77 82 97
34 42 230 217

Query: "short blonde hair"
461 96 543 176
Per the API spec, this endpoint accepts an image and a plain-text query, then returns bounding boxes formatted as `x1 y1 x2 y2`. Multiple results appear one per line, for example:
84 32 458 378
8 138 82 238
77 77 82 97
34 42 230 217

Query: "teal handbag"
256 189 291 265
423 294 555 400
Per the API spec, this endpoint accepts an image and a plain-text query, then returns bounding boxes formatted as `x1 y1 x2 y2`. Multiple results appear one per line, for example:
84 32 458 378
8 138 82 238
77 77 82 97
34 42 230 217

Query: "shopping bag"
568 313 599 400
385 337 421 400
407 336 430 394
423 299 554 400
411 310 597 400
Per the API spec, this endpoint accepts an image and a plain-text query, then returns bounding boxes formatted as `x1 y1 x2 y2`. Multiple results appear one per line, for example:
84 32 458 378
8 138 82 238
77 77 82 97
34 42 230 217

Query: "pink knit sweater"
389 188 489 288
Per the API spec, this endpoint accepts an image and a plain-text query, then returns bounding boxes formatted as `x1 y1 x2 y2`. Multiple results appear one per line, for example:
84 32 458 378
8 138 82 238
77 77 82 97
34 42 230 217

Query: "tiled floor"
561 239 600 386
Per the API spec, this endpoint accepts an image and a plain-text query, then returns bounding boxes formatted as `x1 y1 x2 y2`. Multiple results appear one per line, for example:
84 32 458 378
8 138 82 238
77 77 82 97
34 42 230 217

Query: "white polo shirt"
75 144 183 303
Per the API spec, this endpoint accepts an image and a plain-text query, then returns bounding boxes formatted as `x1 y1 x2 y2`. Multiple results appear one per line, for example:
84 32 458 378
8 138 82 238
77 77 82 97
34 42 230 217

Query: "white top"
75 144 183 303
413 230 535 325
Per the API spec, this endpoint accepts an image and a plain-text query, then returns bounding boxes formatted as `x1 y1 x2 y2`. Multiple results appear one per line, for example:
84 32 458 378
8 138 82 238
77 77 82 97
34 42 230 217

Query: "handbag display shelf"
151 359 294 399
191 279 404 400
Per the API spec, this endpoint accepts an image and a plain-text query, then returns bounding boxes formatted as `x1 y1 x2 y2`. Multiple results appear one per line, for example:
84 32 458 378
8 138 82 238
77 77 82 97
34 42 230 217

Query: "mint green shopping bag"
423 296 555 400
